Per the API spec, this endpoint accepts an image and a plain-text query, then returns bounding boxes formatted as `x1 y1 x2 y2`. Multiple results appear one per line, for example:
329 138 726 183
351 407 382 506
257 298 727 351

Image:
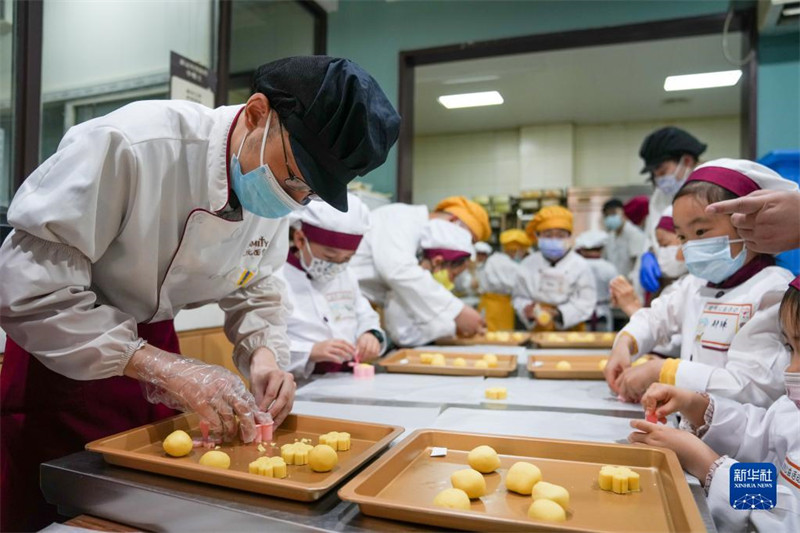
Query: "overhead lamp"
664 70 742 91
437 91 504 109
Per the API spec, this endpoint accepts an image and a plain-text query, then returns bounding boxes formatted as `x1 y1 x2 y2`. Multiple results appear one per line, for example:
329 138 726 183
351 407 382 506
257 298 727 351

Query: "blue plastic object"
759 150 800 275
640 251 662 293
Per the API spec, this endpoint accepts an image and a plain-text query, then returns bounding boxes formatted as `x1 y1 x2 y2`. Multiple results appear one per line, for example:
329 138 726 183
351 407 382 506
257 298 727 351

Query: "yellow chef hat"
499 229 532 248
525 205 573 238
435 196 491 242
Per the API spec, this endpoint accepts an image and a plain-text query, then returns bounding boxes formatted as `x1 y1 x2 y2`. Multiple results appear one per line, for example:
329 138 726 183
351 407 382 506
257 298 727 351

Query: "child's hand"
641 383 710 428
355 332 381 362
609 276 642 316
604 334 633 393
628 420 720 482
523 303 536 321
615 359 663 403
310 339 356 364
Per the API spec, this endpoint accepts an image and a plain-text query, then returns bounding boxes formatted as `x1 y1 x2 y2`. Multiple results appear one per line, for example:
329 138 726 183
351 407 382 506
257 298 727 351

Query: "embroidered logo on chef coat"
695 302 753 352
236 268 257 287
244 236 270 257
539 270 567 297
780 455 800 490
325 290 356 323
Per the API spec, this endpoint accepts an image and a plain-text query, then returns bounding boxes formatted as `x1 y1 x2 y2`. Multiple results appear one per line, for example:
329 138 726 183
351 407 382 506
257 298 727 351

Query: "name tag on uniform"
540 270 566 295
326 290 356 322
780 455 800 490
695 302 753 352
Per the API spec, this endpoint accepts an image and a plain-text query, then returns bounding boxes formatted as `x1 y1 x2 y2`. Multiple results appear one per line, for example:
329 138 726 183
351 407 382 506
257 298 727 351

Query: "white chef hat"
686 158 799 196
290 193 370 250
475 241 493 255
575 230 609 250
656 205 675 233
420 219 475 262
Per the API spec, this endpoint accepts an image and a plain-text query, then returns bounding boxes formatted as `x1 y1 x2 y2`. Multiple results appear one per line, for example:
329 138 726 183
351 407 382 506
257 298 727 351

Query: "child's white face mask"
786 371 800 408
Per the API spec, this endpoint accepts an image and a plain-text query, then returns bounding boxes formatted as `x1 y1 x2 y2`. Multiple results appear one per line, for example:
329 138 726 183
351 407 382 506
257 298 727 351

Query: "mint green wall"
757 32 800 159
328 0 731 197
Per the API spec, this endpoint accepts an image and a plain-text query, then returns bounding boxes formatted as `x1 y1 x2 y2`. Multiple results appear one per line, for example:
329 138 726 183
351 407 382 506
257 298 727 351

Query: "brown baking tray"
86 412 403 502
339 429 704 532
527 354 611 380
530 331 617 349
435 331 531 347
379 349 517 377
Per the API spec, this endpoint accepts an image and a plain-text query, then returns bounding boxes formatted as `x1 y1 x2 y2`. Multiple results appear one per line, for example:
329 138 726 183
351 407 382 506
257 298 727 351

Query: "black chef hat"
251 56 400 212
639 126 707 174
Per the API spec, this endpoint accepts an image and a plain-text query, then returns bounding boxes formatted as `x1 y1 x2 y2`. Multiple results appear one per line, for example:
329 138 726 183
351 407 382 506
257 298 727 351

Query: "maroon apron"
1 321 180 532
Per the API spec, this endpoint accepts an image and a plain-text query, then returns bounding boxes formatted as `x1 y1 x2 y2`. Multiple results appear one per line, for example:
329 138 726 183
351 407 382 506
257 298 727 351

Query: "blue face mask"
538 238 569 261
230 111 303 219
682 235 746 283
604 214 623 231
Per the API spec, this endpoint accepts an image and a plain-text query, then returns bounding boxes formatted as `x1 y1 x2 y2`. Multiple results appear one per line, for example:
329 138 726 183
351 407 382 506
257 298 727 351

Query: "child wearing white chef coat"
629 276 800 532
607 159 798 407
382 219 475 347
574 230 618 332
512 205 598 331
276 194 387 379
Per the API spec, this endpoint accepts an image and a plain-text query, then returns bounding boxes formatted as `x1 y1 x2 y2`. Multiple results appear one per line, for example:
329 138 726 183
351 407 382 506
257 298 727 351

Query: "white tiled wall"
412 116 740 206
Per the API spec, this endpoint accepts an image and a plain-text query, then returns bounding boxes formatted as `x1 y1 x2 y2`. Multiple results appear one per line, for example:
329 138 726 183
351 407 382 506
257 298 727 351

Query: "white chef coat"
0 101 291 381
702 396 800 532
349 203 465 344
276 259 386 379
480 252 522 295
603 220 644 279
512 249 598 330
585 257 618 332
621 265 793 407
382 277 458 347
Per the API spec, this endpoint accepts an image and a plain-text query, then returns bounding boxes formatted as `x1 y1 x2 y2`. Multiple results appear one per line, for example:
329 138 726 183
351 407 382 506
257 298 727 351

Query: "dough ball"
474 360 489 369
495 332 511 342
431 354 447 366
450 468 486 499
420 352 435 364
555 361 572 370
482 353 499 368
467 445 501 473
453 357 467 367
598 358 608 370
527 498 566 522
531 481 570 510
485 332 498 341
505 461 542 495
198 450 230 469
309 444 339 472
602 333 616 342
512 332 527 342
163 430 193 457
537 311 552 326
566 332 581 341
433 488 471 510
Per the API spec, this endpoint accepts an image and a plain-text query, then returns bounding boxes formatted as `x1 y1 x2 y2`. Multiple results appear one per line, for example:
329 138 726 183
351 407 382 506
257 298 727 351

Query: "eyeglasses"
278 120 321 206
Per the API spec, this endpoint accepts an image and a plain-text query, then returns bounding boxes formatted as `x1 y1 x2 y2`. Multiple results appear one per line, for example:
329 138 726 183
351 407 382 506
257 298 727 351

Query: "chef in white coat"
602 198 644 280
607 159 798 407
513 206 597 331
575 230 618 332
350 196 489 341
0 56 399 531
277 194 386 379
382 219 475 346
478 229 531 331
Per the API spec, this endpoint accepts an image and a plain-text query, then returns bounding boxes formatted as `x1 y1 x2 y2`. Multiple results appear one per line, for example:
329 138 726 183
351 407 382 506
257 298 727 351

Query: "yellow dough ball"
420 352 435 364
474 360 489 369
308 444 339 472
482 353 499 368
512 332 527 342
566 332 581 341
495 332 511 342
453 357 467 367
485 331 498 341
505 462 542 495
602 332 616 342
433 488 471 510
162 430 193 457
450 468 486 499
598 465 640 493
528 498 566 522
531 481 570 510
431 354 447 366
598 358 608 370
555 361 572 371
537 311 552 326
632 357 649 368
546 333 562 342
198 450 230 469
467 445 501 473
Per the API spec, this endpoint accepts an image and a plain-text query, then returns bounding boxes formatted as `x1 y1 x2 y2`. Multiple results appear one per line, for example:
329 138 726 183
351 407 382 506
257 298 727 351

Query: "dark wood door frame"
397 10 758 203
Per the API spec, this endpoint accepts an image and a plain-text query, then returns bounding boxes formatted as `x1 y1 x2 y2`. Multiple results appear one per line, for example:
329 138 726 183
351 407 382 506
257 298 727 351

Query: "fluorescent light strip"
438 91 504 109
442 75 500 85
664 70 742 92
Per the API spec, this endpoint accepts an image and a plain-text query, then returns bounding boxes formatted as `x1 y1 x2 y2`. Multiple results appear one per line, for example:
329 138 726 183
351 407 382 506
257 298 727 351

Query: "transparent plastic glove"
131 348 271 443
639 251 662 293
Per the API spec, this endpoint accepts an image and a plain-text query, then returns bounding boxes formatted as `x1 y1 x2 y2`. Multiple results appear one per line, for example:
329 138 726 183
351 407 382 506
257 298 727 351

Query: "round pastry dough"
528 498 566 522
505 461 542 495
453 357 467 367
433 488 471 510
555 361 572 370
482 353 499 368
198 450 230 469
467 445 501 473
163 430 193 457
474 360 489 369
531 481 570 510
450 468 486 499
309 444 339 472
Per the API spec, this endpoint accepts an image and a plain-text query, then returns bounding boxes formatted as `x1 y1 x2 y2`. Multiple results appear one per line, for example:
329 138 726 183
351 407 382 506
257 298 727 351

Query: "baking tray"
530 331 617 349
527 354 611 380
379 349 517 377
86 412 403 502
435 331 531 347
339 429 704 532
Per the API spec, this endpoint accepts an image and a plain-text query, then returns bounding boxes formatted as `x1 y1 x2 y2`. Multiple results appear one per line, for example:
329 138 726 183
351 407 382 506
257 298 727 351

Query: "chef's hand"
706 189 800 254
455 305 484 337
356 332 381 362
604 333 634 394
523 303 536 321
615 359 663 403
641 383 709 428
628 421 720 482
250 347 295 427
609 276 642 317
126 344 270 443
310 339 356 364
